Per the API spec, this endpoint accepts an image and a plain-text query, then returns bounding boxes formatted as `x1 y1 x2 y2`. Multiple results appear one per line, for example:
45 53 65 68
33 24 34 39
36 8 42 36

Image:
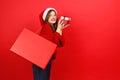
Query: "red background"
0 0 120 80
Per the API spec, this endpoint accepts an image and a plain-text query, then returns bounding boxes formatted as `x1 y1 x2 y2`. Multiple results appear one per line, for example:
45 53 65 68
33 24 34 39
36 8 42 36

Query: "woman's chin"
49 21 56 24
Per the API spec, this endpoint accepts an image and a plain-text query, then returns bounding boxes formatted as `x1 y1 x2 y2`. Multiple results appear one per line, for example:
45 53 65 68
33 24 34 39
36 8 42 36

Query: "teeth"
51 18 55 21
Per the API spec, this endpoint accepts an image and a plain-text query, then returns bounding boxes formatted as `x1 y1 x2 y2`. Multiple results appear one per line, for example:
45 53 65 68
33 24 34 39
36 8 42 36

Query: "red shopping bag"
10 28 57 69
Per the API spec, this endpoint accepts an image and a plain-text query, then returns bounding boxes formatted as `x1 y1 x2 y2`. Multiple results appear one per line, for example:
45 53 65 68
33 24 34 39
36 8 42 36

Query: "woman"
32 7 70 80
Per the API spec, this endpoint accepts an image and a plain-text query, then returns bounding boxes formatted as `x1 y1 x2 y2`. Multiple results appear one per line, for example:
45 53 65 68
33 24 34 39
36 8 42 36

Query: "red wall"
0 0 120 80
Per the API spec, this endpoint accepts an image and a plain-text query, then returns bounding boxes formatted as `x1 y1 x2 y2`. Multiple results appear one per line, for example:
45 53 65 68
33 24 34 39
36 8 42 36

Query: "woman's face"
48 11 57 24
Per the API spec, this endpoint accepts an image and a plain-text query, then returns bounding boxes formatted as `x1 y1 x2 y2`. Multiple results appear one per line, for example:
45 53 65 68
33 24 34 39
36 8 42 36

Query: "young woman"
32 7 70 80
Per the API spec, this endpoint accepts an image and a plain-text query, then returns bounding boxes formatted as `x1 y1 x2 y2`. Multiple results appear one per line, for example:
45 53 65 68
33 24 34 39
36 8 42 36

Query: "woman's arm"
52 32 65 47
52 18 70 47
40 24 64 47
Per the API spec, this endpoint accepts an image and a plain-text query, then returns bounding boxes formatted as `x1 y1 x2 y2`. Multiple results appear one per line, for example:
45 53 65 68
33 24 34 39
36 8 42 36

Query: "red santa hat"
42 8 57 21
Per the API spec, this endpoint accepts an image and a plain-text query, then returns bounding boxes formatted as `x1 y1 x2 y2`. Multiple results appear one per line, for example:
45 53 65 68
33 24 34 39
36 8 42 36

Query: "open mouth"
51 18 56 21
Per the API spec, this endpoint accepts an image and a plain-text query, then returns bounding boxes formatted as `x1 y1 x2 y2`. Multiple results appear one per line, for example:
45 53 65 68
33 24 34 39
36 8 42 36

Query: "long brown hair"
45 10 58 32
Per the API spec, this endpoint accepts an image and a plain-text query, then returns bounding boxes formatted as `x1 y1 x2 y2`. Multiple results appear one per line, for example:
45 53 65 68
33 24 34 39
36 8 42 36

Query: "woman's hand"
57 19 70 30
62 24 70 29
56 19 70 35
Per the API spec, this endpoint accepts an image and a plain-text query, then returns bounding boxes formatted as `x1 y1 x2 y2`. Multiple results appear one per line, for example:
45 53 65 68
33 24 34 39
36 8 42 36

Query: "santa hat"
42 8 57 21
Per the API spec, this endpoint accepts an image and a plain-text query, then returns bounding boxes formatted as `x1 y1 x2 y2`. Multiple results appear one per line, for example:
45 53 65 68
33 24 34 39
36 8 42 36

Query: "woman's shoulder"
41 24 53 33
42 24 51 29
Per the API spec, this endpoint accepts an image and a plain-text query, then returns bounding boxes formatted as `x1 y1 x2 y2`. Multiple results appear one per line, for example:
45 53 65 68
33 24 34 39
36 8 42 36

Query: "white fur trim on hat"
42 8 57 21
